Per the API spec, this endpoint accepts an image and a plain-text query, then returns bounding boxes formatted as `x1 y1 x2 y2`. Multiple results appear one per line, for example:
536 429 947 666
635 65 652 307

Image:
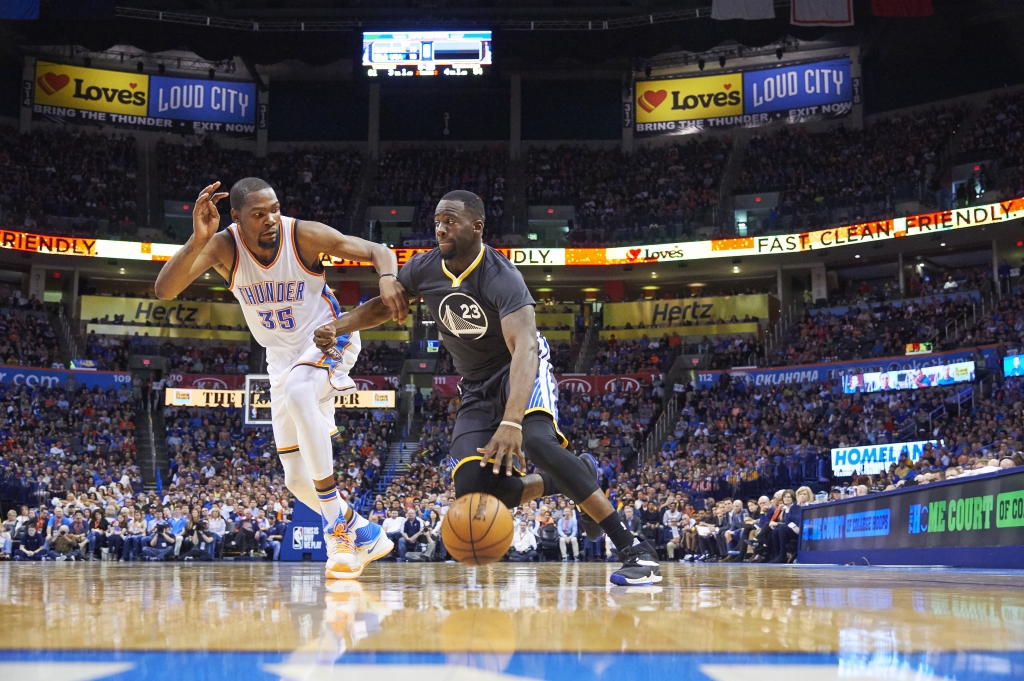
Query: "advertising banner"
831 439 939 477
149 75 256 127
694 348 988 389
34 61 148 116
80 296 246 329
280 501 326 562
2 198 1023 266
432 373 661 397
0 366 130 390
32 61 257 137
603 294 769 329
634 57 854 138
743 58 851 115
165 388 395 409
842 361 975 394
800 468 1024 568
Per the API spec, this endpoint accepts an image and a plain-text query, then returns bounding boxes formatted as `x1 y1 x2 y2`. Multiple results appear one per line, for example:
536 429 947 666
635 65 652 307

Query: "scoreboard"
362 31 492 77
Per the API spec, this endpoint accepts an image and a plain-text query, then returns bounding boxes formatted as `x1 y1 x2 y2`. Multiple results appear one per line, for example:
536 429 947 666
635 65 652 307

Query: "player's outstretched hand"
313 323 337 353
478 424 525 477
193 182 229 242
379 277 409 324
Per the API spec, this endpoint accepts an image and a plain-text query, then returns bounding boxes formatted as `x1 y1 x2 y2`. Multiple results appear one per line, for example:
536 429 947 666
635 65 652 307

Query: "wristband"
499 420 522 431
380 273 397 279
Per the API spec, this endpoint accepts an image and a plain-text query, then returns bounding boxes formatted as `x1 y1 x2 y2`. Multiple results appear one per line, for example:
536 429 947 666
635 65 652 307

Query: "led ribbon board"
4 198 1022 265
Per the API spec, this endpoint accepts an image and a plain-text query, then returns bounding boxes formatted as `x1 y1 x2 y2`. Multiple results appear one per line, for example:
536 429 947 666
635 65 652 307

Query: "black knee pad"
521 413 600 502
452 457 525 510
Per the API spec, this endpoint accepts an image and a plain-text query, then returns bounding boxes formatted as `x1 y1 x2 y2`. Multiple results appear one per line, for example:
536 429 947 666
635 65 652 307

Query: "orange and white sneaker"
323 517 362 580
323 515 394 579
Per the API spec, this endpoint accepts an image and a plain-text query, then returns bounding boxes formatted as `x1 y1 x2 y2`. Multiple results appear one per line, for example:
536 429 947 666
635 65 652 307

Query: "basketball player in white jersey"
155 178 407 579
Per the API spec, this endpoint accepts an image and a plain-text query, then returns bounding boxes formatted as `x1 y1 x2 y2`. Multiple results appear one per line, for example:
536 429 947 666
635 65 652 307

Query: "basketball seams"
468 493 479 565
440 493 515 566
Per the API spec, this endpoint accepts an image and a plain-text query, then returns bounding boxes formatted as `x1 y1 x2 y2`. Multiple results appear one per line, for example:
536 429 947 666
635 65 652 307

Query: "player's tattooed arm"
479 305 538 476
295 220 407 323
155 182 232 300
313 294 413 353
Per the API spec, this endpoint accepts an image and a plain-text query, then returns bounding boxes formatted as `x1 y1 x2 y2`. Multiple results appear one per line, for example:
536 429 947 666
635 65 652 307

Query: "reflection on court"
3 562 1024 656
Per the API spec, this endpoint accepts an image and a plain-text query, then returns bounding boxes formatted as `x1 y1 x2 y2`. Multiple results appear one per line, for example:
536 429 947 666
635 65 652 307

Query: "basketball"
441 493 514 566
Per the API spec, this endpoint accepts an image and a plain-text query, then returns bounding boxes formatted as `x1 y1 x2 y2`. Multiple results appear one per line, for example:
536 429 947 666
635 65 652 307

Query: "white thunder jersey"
226 216 360 388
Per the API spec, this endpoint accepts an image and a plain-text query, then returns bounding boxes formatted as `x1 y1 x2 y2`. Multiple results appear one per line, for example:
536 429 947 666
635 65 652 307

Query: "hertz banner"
603 294 770 329
1 198 1022 266
32 61 257 137
635 57 855 138
80 296 246 328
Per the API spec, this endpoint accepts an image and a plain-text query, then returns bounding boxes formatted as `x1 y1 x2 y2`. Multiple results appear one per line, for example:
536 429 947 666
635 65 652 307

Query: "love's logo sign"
37 72 70 95
637 89 667 113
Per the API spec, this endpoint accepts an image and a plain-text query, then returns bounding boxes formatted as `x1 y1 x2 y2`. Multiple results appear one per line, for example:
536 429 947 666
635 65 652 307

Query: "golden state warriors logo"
438 292 488 340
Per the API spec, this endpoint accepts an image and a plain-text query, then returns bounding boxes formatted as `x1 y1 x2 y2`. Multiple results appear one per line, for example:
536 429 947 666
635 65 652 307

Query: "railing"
56 306 79 363
639 394 678 468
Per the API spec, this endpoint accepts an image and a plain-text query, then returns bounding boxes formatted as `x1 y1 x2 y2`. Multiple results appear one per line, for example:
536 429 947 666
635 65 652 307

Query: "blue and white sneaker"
351 517 394 565
610 539 663 586
324 514 395 580
577 453 604 541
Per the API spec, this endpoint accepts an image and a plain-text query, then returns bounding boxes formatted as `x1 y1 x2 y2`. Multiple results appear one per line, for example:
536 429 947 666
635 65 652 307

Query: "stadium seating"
526 138 731 245
0 125 139 237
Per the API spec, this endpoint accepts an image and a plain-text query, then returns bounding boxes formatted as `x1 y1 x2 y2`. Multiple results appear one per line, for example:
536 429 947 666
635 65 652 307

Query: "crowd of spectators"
736 105 969 232
0 125 139 237
956 89 1024 199
526 139 731 246
0 306 59 369
368 146 507 236
158 139 364 230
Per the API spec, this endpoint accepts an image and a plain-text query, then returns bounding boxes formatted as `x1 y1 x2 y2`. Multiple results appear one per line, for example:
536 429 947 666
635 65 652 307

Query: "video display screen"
362 31 492 77
1004 355 1024 377
842 361 975 393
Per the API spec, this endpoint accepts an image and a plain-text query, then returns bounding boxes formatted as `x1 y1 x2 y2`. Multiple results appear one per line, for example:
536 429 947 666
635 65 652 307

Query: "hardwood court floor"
2 562 1024 680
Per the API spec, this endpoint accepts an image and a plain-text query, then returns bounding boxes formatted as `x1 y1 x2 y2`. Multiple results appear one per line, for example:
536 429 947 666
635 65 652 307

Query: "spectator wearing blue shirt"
557 508 579 561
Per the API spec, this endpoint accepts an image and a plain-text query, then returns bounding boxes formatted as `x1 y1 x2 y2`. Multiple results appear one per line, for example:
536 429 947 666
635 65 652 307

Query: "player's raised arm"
478 305 539 476
294 220 406 323
154 182 233 300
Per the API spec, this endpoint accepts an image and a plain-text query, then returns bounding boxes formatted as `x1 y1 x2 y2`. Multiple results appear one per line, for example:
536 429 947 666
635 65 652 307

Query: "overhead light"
119 267 126 273
204 273 210 278
651 272 657 278
940 243 946 247
855 255 861 259
689 283 705 287
732 266 740 273
536 287 553 292
545 274 552 281
641 286 660 291
581 288 600 292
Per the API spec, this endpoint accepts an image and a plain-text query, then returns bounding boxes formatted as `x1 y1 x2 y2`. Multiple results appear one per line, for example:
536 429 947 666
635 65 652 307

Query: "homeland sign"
831 440 940 477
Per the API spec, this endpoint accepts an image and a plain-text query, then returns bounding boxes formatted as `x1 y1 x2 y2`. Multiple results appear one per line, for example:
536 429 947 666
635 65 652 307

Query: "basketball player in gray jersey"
315 190 661 585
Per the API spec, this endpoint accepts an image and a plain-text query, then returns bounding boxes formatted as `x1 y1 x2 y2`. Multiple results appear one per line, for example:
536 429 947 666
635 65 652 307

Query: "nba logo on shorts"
292 527 303 549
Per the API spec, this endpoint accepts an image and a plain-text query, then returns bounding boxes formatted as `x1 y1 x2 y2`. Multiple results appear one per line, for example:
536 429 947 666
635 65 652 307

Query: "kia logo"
353 379 376 390
558 378 592 393
193 378 228 390
604 377 641 393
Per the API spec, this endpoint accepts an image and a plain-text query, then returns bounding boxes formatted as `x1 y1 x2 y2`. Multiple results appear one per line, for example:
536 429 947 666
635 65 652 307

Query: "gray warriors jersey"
398 244 535 381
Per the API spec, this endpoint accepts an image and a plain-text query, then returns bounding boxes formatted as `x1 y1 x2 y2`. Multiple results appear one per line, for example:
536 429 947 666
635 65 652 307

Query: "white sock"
316 485 344 526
